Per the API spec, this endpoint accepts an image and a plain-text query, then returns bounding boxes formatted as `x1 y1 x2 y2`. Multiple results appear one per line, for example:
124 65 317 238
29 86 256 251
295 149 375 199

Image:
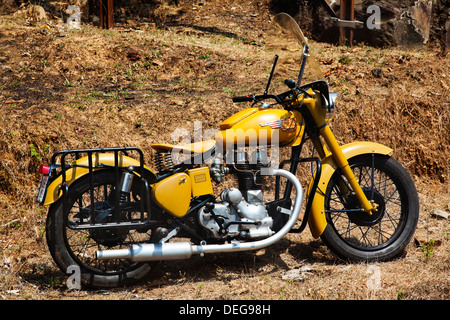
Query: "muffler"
96 242 193 261
96 167 303 262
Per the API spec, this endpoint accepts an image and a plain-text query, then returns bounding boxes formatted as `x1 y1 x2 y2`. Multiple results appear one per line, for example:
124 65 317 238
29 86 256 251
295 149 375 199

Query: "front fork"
316 124 377 214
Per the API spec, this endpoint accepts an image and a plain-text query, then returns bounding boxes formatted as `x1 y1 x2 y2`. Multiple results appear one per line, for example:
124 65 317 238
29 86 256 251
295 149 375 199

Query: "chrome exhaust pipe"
96 167 302 262
96 242 193 261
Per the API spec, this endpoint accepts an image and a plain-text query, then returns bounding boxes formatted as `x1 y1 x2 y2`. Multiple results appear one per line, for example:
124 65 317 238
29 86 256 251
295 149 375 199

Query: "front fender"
307 142 393 238
43 153 156 206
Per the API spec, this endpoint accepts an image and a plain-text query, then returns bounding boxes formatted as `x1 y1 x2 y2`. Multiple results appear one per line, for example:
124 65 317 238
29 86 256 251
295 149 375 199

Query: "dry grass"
0 0 448 300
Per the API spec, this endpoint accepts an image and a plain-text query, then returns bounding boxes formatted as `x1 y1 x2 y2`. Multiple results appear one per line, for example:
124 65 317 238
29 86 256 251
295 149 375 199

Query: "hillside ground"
0 0 448 300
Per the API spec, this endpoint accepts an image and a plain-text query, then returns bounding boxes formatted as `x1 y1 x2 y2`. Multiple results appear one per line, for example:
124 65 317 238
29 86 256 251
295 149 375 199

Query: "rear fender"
43 153 156 206
307 142 393 238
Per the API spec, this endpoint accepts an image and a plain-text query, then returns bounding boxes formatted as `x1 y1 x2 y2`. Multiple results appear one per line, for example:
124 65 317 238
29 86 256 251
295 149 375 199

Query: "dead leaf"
4 99 25 104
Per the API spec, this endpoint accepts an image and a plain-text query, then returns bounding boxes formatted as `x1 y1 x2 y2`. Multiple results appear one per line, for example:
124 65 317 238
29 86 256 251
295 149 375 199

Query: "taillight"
39 164 50 175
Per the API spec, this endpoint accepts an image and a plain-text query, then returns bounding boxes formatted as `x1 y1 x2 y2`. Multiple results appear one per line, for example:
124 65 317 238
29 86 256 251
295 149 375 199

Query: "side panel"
187 167 214 197
151 173 192 217
43 153 156 206
307 142 393 238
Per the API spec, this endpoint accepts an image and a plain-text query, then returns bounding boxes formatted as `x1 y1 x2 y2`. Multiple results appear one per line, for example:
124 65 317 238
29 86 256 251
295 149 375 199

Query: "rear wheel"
46 170 157 288
320 154 419 262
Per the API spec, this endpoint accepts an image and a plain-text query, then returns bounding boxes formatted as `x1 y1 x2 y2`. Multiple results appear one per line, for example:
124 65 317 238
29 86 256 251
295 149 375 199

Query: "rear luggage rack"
50 147 154 231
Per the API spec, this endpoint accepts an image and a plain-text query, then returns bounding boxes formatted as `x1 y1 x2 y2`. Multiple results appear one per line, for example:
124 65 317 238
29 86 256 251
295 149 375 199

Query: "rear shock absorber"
119 167 134 206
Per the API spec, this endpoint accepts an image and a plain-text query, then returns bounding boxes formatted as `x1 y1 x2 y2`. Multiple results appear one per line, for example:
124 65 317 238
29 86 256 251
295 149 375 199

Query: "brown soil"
0 0 448 300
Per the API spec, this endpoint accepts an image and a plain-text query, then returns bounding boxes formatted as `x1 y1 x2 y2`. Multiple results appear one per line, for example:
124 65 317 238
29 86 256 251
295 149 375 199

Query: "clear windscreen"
266 13 324 85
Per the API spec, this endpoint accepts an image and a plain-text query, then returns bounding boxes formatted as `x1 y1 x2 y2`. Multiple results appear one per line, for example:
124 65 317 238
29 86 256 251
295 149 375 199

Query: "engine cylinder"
234 151 263 192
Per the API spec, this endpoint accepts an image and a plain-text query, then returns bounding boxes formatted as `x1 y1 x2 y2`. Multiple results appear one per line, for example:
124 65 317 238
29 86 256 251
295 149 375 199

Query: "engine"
198 151 274 240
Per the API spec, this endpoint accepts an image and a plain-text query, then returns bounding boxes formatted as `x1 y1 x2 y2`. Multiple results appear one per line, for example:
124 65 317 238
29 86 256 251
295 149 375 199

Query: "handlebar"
232 95 254 103
232 94 281 104
284 79 297 89
232 80 330 107
232 78 300 104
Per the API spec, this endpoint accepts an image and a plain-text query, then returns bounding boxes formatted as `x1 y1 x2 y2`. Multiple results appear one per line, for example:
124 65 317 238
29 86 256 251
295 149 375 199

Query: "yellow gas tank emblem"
260 117 297 132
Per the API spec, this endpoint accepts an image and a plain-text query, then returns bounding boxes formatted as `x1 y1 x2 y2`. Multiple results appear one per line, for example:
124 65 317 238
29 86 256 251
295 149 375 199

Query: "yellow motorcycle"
36 13 419 288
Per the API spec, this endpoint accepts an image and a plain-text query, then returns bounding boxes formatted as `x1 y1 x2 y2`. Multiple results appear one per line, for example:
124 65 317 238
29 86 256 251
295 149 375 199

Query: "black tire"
320 154 419 262
46 170 156 288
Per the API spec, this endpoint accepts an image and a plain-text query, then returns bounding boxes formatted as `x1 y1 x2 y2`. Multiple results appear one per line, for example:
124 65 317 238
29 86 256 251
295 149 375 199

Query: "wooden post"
339 0 355 46
98 0 104 28
339 0 348 44
97 0 114 29
348 0 354 47
107 0 114 29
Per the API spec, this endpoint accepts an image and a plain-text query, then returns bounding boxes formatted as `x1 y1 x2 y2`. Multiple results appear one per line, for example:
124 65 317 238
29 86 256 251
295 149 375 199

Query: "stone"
13 4 47 22
371 68 383 78
0 0 17 14
205 58 215 68
282 265 314 281
430 209 449 220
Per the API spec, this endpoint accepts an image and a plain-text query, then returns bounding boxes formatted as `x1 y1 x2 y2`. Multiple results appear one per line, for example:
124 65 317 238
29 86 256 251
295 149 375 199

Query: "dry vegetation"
0 0 448 300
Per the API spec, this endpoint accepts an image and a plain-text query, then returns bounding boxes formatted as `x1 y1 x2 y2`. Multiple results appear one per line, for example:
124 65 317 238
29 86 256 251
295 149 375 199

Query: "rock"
0 0 17 14
127 50 140 61
74 126 84 135
430 209 449 220
150 59 163 67
282 269 303 281
49 133 59 141
414 236 442 247
371 68 383 78
27 5 47 21
355 85 365 95
282 265 314 281
408 1 432 43
407 70 422 81
414 235 427 247
13 5 48 22
205 58 215 68
6 290 20 296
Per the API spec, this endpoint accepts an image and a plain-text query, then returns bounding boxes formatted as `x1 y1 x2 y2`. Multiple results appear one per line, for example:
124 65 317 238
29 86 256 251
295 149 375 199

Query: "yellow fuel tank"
216 108 304 148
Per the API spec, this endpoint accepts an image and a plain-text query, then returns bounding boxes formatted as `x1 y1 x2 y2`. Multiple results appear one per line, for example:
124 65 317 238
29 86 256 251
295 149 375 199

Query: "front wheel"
320 154 419 262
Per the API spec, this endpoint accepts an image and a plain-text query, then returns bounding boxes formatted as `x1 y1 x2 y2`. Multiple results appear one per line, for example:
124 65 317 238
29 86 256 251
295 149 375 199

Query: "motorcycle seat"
151 139 216 155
